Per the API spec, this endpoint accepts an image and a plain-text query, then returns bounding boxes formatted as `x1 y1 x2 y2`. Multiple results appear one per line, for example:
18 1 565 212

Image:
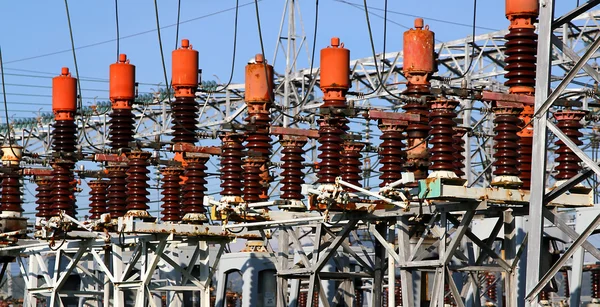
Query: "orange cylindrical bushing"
245 54 274 103
110 54 135 109
172 39 199 97
403 18 435 76
320 37 350 102
52 67 77 120
506 0 539 18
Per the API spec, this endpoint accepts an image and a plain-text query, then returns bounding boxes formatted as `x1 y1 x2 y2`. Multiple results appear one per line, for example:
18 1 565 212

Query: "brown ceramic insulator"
382 289 389 307
517 134 533 189
160 167 184 222
341 142 364 190
317 114 347 184
108 108 135 150
395 281 402 306
539 290 548 301
182 157 209 215
0 168 23 213
517 105 534 189
171 96 199 144
453 127 468 178
220 133 245 198
298 292 308 307
52 120 77 154
312 291 320 307
487 272 497 303
378 122 406 187
429 98 459 172
593 269 600 299
554 109 586 181
88 180 108 219
50 161 76 217
245 112 272 157
504 28 537 94
444 283 453 306
354 288 362 307
403 83 430 180
243 158 263 203
35 177 53 219
245 111 272 201
563 271 570 298
280 138 307 200
125 151 151 213
106 164 128 218
492 106 522 178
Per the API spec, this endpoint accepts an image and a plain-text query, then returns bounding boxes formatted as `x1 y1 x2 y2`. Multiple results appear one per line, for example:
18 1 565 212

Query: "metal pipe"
222 216 325 229
335 178 408 208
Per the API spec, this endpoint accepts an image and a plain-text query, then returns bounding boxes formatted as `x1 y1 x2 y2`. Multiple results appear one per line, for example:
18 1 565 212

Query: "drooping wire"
115 0 120 60
153 0 170 99
7 1 255 65
175 0 182 50
0 46 17 149
450 0 478 80
203 0 239 93
382 0 388 56
361 0 403 99
283 0 319 109
253 0 272 104
64 0 103 152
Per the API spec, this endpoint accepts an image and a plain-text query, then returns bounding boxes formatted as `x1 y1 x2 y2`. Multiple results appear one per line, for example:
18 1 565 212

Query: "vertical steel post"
278 228 290 307
398 216 415 307
525 1 554 307
388 224 396 307
372 222 387 306
504 210 517 307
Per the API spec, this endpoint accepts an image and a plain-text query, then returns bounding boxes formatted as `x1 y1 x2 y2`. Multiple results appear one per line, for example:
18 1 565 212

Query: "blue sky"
0 0 520 117
0 1 584 215
0 1 580 117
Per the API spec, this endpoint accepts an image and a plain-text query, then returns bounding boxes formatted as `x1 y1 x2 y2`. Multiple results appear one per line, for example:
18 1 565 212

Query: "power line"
115 0 120 60
4 1 257 65
175 0 182 50
0 91 108 100
2 71 164 87
288 0 319 108
206 0 240 93
333 0 499 32
153 0 170 98
64 0 103 152
0 46 15 142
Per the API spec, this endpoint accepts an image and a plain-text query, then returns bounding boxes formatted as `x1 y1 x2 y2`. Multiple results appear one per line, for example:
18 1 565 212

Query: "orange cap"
320 37 350 104
245 54 273 103
172 39 199 97
506 0 539 18
403 18 435 77
110 54 135 109
52 67 77 120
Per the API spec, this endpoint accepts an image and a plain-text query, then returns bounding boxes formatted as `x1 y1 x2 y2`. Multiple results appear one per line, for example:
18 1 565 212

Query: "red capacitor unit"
403 18 435 85
245 54 274 103
320 37 350 106
110 54 135 108
172 39 199 97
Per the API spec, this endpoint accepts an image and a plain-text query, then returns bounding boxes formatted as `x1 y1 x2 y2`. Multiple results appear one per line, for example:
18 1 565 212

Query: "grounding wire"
64 0 104 152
